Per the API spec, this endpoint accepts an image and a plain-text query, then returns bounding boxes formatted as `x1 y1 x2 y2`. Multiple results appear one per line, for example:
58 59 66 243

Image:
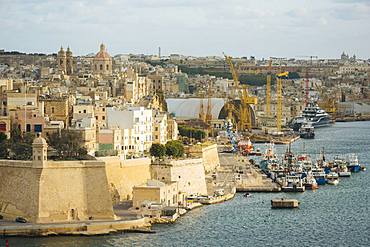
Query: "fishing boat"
337 165 351 177
303 175 319 190
347 154 361 173
299 123 315 139
281 175 305 192
312 170 327 185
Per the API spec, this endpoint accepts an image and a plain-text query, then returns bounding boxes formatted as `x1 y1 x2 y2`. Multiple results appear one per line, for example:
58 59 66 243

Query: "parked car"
15 216 27 223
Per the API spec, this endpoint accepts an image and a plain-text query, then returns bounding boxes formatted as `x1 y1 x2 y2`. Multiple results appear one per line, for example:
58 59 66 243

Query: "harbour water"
6 121 370 247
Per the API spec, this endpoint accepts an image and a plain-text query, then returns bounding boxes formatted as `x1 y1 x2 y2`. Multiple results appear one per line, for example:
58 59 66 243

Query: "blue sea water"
4 121 370 247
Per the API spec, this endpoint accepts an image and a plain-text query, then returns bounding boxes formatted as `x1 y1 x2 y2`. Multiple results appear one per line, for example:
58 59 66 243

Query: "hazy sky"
1 0 370 58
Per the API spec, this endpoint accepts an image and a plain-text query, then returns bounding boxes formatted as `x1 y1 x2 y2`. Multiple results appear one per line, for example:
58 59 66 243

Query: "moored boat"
313 171 327 185
281 175 305 192
299 123 315 139
347 154 361 173
303 175 319 190
338 165 351 177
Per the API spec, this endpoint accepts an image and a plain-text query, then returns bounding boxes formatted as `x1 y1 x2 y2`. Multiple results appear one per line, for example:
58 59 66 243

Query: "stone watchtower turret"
32 135 48 167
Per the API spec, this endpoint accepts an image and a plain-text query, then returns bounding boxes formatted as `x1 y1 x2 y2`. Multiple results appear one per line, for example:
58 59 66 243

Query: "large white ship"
290 102 332 131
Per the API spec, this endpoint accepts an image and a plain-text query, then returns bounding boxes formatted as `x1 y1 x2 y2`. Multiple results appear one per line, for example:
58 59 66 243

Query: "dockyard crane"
276 71 289 132
266 59 272 117
205 80 213 123
199 92 206 122
223 53 257 132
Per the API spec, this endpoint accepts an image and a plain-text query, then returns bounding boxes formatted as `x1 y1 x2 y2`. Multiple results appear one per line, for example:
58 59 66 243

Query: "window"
34 124 42 133
102 116 105 120
95 116 98 120
26 124 31 132
0 122 6 131
100 64 103 70
83 109 86 113
51 107 55 114
106 64 109 70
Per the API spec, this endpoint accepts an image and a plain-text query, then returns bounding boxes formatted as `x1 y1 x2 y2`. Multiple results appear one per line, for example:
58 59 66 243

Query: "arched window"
106 64 109 70
100 64 103 70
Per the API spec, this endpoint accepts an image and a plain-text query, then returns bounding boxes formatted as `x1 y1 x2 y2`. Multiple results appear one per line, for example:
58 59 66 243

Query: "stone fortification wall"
201 144 220 173
151 158 208 196
187 143 220 173
37 161 115 223
99 157 151 203
0 160 115 223
0 161 41 222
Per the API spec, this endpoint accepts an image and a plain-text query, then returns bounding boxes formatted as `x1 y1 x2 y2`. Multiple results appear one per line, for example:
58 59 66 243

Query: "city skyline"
1 0 370 58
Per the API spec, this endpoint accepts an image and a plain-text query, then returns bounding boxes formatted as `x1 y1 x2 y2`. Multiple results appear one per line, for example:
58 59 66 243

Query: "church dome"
94 43 111 60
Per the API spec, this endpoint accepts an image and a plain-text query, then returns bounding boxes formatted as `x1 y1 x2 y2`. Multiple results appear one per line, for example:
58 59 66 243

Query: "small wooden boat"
244 192 251 198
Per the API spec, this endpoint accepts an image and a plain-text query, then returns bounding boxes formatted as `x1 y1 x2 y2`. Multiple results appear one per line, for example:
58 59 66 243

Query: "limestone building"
93 44 113 76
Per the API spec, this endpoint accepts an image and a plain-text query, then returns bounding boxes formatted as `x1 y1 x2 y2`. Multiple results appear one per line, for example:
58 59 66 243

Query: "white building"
107 106 153 157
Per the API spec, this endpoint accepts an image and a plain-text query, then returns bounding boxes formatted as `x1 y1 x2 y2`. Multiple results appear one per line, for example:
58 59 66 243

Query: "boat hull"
282 186 305 192
315 177 327 185
338 172 351 177
348 165 361 173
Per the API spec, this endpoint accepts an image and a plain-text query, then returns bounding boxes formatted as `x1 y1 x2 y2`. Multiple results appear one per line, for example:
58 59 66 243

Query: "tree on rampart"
165 140 184 158
48 130 90 160
150 143 166 158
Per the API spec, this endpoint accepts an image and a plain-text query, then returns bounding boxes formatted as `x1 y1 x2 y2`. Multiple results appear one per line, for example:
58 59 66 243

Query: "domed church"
92 43 112 76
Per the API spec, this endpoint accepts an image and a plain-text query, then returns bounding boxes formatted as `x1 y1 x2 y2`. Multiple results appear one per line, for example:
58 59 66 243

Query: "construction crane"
296 55 318 106
276 71 289 132
266 59 272 117
205 80 213 123
223 53 257 132
199 93 206 122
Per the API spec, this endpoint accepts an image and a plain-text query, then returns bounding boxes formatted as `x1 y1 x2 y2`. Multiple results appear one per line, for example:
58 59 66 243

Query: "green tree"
150 143 166 158
0 132 8 159
48 130 88 160
178 126 205 141
165 140 184 158
8 127 34 160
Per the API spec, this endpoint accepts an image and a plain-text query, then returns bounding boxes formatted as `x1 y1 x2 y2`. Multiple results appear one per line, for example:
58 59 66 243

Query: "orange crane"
266 59 272 117
224 53 257 131
276 71 289 132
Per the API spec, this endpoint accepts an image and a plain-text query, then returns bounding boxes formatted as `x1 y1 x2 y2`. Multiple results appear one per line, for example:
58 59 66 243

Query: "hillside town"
0 45 369 235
